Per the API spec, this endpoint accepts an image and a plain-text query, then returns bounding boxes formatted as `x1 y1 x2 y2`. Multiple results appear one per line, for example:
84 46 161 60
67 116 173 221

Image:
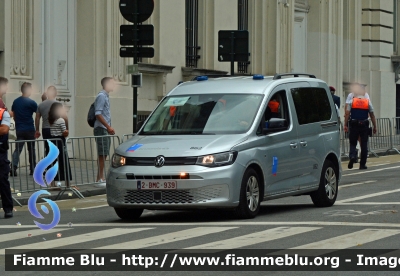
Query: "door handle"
300 141 308 147
290 142 298 149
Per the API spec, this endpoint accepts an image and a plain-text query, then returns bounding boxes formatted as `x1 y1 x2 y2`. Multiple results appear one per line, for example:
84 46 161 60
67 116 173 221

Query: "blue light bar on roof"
253 75 264 80
196 76 208 81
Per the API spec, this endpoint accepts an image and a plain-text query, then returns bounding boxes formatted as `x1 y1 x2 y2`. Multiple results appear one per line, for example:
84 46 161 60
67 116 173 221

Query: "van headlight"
196 151 238 167
112 154 126 168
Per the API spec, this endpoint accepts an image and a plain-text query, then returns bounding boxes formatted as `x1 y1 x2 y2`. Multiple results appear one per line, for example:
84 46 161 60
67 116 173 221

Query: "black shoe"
359 165 368 170
348 158 356 169
29 171 33 176
10 168 17 177
4 211 13 219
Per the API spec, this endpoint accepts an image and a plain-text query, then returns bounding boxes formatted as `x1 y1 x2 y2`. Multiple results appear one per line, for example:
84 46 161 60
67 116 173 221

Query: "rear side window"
291 87 332 125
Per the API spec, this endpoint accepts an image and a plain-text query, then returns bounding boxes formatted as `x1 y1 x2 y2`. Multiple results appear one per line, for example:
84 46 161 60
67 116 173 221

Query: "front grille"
123 187 223 204
125 157 197 166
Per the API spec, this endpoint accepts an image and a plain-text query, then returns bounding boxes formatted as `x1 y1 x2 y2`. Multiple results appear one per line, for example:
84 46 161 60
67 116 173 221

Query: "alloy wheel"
246 176 260 212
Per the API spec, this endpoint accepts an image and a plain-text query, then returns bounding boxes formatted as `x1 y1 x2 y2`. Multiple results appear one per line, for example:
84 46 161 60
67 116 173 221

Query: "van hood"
117 135 248 157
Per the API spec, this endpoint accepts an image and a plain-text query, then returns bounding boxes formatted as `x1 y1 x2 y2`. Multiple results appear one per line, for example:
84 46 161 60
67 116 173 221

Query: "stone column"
248 0 294 75
343 0 362 90
361 0 395 118
307 0 344 92
198 0 238 72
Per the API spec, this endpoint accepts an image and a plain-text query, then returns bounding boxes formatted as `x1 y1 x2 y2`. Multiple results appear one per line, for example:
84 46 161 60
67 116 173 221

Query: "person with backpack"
91 77 115 188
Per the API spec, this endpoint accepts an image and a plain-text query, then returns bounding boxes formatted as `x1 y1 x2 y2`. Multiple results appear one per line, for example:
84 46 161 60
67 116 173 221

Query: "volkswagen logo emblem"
154 155 165 168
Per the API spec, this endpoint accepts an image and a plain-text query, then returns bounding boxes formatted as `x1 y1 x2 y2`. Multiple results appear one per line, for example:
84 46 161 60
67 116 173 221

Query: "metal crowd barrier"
64 135 121 192
392 117 400 148
369 118 399 155
340 122 349 157
121 134 135 143
8 138 69 206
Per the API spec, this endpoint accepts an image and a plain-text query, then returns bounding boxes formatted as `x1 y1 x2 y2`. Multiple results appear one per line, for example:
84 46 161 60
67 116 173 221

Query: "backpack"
87 102 96 128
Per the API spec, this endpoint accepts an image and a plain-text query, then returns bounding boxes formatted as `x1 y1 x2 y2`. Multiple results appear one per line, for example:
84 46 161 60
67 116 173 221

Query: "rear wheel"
310 160 338 207
114 208 144 220
234 168 261 219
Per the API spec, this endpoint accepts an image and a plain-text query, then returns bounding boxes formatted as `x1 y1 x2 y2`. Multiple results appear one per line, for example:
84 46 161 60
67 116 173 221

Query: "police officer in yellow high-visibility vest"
344 85 377 170
0 107 13 218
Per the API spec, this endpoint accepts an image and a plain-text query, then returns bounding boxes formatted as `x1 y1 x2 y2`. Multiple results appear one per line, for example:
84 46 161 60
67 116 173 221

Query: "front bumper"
106 163 244 209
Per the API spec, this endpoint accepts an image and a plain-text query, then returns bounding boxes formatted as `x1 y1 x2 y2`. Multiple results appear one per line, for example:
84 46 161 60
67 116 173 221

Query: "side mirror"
262 118 288 135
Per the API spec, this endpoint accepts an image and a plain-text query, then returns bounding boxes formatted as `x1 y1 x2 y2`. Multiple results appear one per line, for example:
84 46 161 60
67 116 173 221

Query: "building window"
238 0 249 74
185 0 200 68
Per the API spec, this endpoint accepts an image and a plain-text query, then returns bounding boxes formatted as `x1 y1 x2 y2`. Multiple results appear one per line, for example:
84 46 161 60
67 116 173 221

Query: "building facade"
1 0 400 138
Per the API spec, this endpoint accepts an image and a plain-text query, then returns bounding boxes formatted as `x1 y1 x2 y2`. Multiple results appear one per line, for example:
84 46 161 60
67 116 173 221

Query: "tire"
234 168 261 219
310 160 338 207
114 208 144 220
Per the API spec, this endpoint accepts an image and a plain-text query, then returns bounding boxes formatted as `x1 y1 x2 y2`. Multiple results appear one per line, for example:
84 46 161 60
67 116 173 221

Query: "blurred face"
23 86 33 97
0 83 8 96
53 105 65 118
56 106 63 117
350 83 363 97
47 87 57 99
104 79 116 92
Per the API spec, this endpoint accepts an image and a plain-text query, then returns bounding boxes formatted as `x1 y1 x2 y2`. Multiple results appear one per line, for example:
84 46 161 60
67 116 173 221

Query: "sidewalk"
341 152 400 171
11 184 106 207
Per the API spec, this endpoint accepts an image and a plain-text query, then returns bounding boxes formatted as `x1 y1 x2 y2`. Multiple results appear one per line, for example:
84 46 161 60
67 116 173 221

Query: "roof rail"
273 73 316 80
191 75 231 81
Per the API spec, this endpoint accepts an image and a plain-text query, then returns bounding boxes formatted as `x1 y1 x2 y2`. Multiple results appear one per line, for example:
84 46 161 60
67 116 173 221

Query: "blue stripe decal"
272 156 278 176
127 144 143 152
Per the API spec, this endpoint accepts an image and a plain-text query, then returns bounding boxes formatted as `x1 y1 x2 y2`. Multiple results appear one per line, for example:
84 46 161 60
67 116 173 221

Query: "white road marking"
0 228 151 255
337 188 400 203
343 165 400 177
336 202 400 205
94 227 236 250
78 205 108 210
5 221 400 228
338 180 376 189
0 228 70 243
288 229 400 254
273 229 400 256
185 227 320 250
342 162 391 170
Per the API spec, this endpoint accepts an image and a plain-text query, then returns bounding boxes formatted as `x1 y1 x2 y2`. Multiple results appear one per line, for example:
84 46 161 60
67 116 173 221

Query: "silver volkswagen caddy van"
107 73 341 220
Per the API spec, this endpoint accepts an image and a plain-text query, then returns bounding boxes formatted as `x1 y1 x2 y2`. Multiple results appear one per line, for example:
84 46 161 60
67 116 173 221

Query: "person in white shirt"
344 86 370 163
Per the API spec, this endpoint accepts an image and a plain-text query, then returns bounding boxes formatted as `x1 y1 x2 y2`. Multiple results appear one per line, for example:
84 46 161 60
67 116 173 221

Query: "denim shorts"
94 127 111 156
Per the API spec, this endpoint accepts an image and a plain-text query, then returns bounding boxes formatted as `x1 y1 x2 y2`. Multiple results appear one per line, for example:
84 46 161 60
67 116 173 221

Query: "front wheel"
114 208 144 220
234 168 261 219
310 160 338 207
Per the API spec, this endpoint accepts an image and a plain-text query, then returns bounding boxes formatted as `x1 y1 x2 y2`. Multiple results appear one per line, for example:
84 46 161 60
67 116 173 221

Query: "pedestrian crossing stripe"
185 227 320 250
3 221 400 227
1 226 400 255
93 227 237 251
0 228 152 255
275 229 400 256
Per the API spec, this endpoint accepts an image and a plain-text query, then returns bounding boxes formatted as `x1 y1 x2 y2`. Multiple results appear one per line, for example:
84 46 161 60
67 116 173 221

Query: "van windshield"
141 94 264 135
